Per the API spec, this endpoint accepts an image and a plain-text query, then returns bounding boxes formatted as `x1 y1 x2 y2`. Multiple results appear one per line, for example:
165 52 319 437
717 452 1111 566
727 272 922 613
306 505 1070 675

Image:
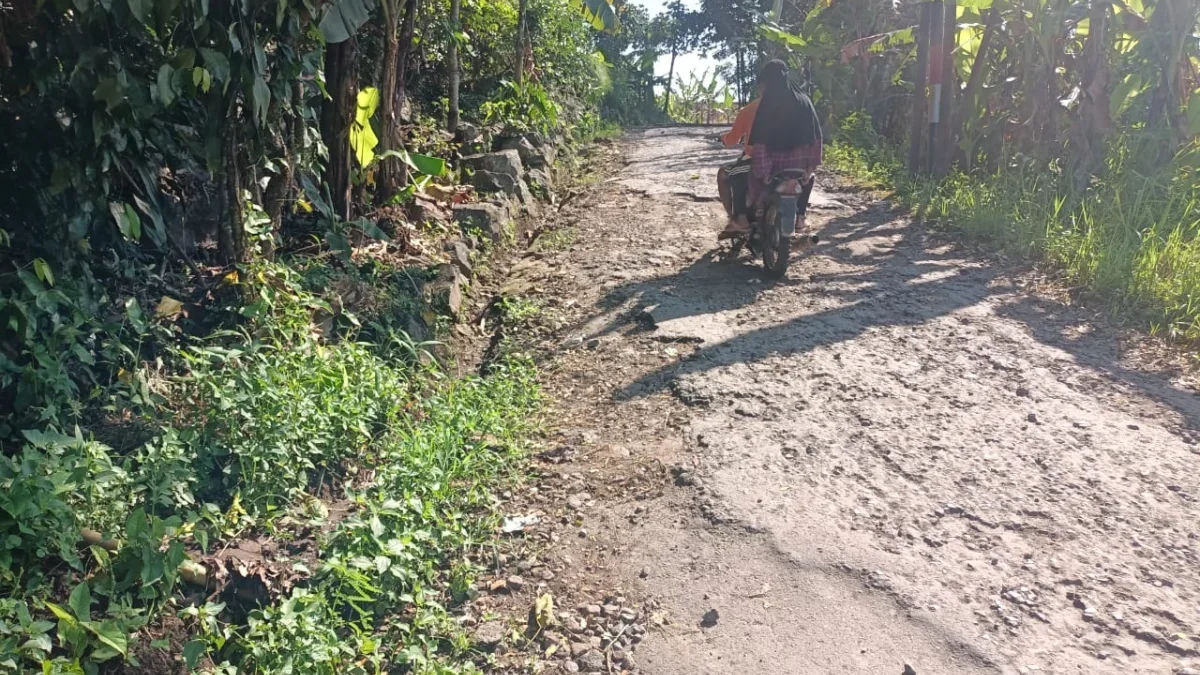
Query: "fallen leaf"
155 296 184 318
535 593 555 628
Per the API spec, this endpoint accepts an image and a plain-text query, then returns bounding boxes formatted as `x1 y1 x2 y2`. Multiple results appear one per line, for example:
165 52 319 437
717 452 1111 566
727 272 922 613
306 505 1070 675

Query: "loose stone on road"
517 128 1200 675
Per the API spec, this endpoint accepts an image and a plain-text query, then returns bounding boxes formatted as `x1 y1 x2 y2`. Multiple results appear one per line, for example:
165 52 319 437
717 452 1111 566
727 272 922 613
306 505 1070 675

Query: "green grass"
828 115 1200 342
0 258 541 675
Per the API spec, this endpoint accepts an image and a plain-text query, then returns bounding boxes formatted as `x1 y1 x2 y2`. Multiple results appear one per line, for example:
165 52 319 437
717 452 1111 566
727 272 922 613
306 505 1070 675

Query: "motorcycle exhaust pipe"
794 233 820 250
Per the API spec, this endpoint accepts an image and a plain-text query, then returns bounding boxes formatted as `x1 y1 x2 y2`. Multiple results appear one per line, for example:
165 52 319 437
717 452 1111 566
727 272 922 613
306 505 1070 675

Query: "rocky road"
513 128 1200 675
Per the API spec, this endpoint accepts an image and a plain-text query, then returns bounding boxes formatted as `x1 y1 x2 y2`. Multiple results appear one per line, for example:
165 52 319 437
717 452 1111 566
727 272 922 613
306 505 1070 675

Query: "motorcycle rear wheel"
760 204 791 279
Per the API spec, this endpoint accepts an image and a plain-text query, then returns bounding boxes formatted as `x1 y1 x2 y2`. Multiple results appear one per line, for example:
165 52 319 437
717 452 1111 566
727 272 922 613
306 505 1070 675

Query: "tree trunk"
226 125 246 262
515 0 528 84
908 2 932 174
735 49 744 105
321 39 356 221
934 0 957 176
447 0 461 133
376 0 402 204
1070 0 1112 183
396 0 419 108
262 80 303 257
663 47 677 115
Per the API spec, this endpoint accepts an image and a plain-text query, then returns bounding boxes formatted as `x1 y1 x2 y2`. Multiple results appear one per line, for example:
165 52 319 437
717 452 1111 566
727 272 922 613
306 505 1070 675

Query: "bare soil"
488 128 1200 675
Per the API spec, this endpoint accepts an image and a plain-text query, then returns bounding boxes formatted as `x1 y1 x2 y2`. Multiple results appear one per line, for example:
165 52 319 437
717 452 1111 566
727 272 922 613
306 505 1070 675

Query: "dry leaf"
155 296 184 318
534 593 555 628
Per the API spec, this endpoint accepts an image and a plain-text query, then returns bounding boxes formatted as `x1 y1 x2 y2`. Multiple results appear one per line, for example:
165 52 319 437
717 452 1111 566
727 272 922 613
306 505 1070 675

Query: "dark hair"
748 60 820 150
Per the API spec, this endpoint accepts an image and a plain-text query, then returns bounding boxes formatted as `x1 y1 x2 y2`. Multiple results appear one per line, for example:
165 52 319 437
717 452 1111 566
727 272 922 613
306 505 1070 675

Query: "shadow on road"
597 178 1200 437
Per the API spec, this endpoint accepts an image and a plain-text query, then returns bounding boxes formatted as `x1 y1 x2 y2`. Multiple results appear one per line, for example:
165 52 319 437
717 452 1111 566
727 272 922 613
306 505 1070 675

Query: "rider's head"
757 60 790 98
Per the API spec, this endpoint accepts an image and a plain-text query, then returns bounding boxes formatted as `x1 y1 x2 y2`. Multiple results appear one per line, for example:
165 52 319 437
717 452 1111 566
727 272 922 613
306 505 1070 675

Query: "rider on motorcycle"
719 59 822 240
717 84 762 238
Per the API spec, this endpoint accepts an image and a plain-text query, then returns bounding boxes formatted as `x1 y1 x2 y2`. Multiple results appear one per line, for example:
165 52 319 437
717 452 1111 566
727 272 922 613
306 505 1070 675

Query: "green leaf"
44 602 74 623
1188 90 1200 136
192 67 212 93
157 64 176 106
407 152 447 177
319 0 378 43
69 582 91 624
170 48 196 70
127 0 151 22
354 218 391 242
126 297 147 334
568 0 618 31
110 202 142 240
84 621 128 658
252 76 271 127
94 78 124 110
350 87 381 167
32 258 54 286
199 48 230 83
1110 72 1143 119
183 640 207 668
21 633 52 655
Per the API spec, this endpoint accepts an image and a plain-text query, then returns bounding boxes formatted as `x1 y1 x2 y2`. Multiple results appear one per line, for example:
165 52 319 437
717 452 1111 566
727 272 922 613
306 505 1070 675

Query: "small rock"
1027 413 1040 424
639 567 649 579
453 202 511 242
700 608 720 628
448 239 473 277
1128 423 1140 430
507 575 526 591
619 608 639 622
474 621 507 650
569 641 592 657
586 338 600 350
563 660 580 673
601 604 620 618
903 666 918 675
673 469 697 486
1016 386 1031 398
584 604 602 616
576 649 606 672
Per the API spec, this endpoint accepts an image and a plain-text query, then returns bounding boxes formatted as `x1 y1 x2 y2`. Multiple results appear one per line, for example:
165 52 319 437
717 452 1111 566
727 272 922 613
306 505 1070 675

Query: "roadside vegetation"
10 0 1200 670
0 0 658 671
754 0 1200 341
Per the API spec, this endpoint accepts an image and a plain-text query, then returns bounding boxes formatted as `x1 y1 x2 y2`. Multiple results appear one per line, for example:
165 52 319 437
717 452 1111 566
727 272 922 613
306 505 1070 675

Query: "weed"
829 117 1200 342
498 296 543 325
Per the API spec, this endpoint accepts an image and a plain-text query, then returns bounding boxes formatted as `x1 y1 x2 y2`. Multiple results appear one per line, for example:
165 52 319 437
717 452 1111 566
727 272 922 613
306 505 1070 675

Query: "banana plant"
571 0 620 31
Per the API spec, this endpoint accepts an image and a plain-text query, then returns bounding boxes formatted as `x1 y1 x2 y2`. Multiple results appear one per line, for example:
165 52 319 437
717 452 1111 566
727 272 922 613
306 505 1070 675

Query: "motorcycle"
728 169 820 279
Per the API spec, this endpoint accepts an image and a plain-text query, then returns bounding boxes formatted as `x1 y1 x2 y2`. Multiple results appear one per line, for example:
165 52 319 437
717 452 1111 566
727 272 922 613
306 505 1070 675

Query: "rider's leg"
717 166 733 218
721 159 753 236
792 173 815 236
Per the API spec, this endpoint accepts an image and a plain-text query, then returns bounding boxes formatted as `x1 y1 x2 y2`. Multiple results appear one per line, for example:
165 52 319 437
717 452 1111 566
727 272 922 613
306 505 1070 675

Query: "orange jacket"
722 98 760 157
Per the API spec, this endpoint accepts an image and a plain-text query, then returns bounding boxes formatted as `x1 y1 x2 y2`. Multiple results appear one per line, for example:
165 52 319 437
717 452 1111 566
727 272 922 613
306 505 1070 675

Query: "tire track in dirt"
520 128 1200 675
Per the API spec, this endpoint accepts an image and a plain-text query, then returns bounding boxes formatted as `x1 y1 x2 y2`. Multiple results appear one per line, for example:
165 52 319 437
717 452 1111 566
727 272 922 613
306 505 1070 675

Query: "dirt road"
510 128 1200 675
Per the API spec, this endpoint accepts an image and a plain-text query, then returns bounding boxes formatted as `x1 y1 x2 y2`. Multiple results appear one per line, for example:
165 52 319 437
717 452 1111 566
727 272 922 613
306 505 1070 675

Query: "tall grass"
829 114 1200 341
